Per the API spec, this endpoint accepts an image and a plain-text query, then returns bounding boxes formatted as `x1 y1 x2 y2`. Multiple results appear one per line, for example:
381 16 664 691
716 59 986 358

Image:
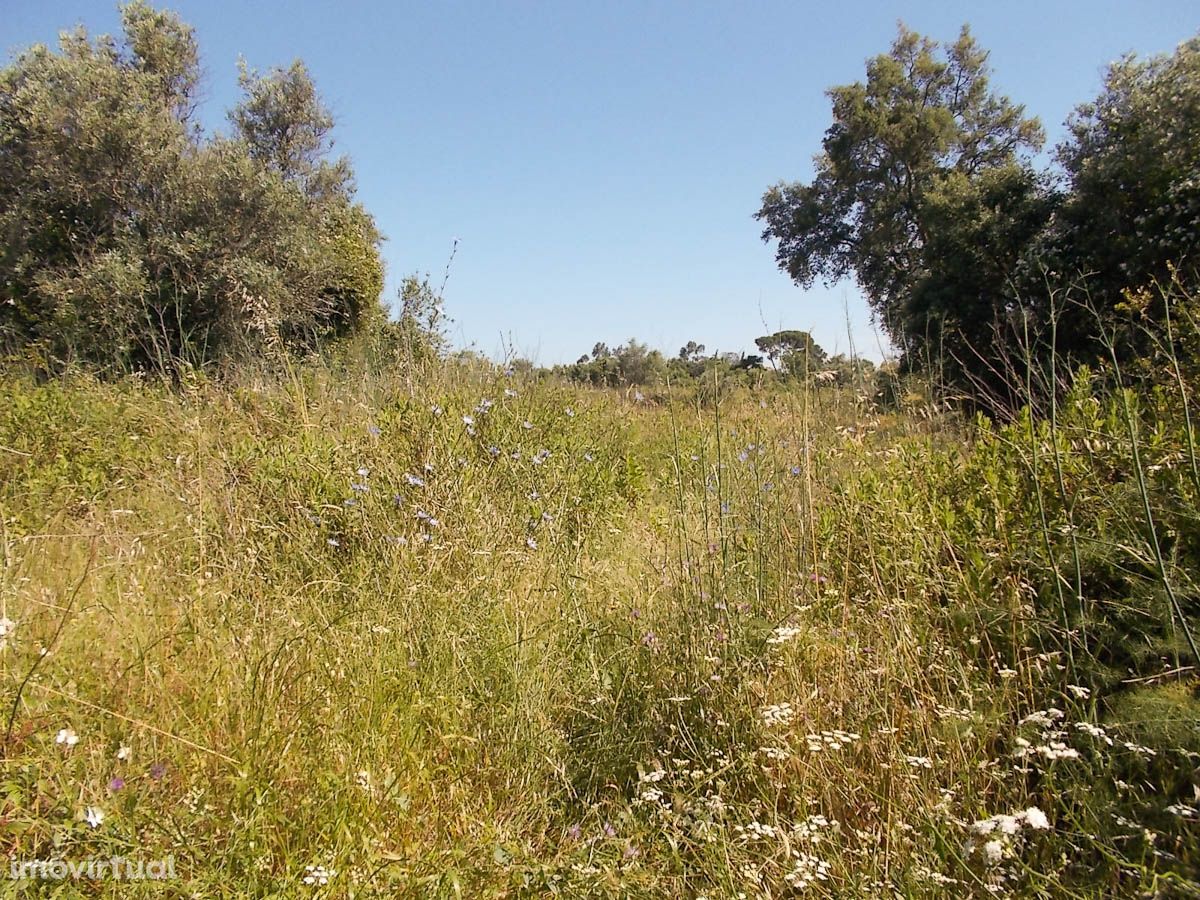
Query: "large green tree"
1021 36 1200 366
0 2 383 373
757 25 1045 377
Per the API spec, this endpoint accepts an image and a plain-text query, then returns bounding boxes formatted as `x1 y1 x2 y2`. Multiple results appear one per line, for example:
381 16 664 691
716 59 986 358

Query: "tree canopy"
0 1 383 374
759 25 1200 409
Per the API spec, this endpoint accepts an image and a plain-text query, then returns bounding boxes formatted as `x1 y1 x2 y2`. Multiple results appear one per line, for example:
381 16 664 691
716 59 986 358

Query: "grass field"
1 360 1197 897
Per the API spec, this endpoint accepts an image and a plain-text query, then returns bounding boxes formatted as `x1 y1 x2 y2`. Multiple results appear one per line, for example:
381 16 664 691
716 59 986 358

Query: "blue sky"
3 2 1197 364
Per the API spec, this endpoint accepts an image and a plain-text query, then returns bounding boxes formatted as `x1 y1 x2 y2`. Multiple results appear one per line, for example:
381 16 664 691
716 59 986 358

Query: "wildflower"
403 473 425 487
532 449 550 465
736 820 778 841
639 768 667 783
997 667 1018 678
633 391 645 402
806 730 859 751
641 631 659 649
905 755 933 769
302 865 336 886
1121 740 1156 757
487 445 501 457
760 746 790 761
355 770 372 793
1037 741 1080 760
56 727 79 749
149 762 166 780
1020 708 1064 728
790 465 801 476
638 787 663 804
350 482 369 493
565 407 575 417
783 852 830 889
504 388 518 398
761 703 795 727
525 537 538 550
116 745 131 761
85 807 105 828
430 404 443 415
108 777 125 791
327 537 340 548
982 839 1005 864
767 625 803 645
475 398 494 414
1066 684 1091 700
462 415 475 427
583 452 594 462
1075 721 1113 745
1022 807 1050 830
1166 803 1198 819
356 466 370 478
0 615 15 650
367 424 381 436
602 822 616 838
522 420 533 430
567 823 582 840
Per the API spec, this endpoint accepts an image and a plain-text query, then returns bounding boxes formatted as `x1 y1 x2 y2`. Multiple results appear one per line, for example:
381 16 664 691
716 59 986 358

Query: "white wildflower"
982 839 1005 864
760 703 795 727
767 625 803 645
302 864 336 886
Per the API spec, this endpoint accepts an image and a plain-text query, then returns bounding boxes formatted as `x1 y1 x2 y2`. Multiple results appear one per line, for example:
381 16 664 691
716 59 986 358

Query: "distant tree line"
758 27 1200 413
553 331 876 390
0 2 384 374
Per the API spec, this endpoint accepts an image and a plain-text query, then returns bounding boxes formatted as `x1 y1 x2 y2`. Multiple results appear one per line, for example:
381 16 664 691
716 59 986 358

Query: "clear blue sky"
3 2 1197 364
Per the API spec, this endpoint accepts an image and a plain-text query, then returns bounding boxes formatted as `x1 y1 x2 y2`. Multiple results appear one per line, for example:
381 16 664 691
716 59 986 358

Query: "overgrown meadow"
0 356 1197 898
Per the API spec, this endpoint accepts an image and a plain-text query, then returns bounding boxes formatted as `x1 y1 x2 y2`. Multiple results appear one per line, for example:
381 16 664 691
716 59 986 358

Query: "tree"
755 330 826 377
0 2 383 373
1025 36 1200 366
678 340 706 361
756 25 1043 361
231 59 351 201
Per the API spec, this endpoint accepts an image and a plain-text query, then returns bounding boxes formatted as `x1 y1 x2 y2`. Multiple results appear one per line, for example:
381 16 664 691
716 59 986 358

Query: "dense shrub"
0 2 383 374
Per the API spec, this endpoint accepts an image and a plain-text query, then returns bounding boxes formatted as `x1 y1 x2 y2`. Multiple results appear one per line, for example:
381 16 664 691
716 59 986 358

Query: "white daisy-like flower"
85 806 105 828
116 745 132 761
56 728 79 749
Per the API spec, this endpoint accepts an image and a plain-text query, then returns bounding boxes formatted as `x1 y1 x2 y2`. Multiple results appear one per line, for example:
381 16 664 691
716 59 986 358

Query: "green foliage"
759 25 1200 413
558 338 668 387
754 329 826 377
0 2 384 374
1 355 1198 894
1024 36 1200 367
757 25 1043 346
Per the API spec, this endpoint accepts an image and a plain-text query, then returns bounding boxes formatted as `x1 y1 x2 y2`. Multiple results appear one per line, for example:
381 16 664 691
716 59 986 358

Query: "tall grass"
0 342 1196 896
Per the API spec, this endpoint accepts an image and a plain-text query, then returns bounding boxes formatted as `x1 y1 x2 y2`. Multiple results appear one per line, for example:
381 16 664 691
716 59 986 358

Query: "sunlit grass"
0 362 1196 897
